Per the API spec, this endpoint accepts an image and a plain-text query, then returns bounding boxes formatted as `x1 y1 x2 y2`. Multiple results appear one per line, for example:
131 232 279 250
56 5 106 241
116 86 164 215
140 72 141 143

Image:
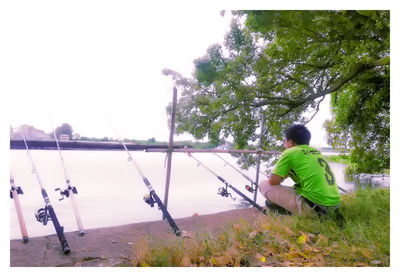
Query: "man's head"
284 124 311 148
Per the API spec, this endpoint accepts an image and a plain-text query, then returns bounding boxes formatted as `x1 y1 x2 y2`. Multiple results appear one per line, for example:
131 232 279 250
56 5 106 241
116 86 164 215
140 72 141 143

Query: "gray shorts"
258 180 314 215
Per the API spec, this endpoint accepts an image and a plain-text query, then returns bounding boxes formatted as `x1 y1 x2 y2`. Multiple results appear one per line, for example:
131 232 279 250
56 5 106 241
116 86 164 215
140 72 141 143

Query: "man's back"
272 145 340 206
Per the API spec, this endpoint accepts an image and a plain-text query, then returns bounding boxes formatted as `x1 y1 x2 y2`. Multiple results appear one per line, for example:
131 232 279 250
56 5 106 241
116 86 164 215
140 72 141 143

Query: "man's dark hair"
284 124 311 145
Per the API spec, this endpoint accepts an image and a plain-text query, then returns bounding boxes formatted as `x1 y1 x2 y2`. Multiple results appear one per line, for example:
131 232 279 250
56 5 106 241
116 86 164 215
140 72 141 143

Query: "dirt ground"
10 207 262 267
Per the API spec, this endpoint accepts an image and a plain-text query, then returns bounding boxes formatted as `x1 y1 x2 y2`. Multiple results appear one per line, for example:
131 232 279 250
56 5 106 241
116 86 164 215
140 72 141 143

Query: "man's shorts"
258 180 314 215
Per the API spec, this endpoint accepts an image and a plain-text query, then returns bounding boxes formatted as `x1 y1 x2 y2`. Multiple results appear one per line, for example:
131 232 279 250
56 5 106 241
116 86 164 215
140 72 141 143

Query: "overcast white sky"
3 0 393 148
3 2 233 140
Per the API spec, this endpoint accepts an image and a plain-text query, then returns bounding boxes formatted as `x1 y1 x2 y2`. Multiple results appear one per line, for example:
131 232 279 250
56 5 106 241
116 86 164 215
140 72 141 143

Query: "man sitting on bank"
259 124 341 216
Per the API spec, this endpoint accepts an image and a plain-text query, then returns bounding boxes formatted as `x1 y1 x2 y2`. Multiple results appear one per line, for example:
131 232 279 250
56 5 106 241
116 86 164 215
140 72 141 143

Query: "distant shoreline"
10 139 185 151
10 139 339 155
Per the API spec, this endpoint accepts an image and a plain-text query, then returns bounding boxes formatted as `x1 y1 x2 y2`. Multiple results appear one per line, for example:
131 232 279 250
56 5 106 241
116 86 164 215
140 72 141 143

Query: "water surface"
9 150 378 239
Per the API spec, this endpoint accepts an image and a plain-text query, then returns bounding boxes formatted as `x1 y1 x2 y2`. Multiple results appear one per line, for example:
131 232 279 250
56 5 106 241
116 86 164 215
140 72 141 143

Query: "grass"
131 188 390 267
324 154 352 165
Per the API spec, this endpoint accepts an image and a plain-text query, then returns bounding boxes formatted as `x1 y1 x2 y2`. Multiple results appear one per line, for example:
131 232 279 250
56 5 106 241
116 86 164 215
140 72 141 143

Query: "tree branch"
252 58 388 109
304 96 325 124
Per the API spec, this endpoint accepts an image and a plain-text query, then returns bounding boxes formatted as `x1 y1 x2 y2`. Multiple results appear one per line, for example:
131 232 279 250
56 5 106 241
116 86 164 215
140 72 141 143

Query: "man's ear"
289 139 297 147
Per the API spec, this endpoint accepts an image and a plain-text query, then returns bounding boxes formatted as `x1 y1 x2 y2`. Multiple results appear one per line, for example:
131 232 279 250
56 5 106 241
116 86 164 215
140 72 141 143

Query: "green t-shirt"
272 145 340 206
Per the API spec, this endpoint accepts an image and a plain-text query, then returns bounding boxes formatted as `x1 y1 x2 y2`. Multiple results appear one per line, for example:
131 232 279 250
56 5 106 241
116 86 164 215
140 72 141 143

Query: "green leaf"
297 233 308 245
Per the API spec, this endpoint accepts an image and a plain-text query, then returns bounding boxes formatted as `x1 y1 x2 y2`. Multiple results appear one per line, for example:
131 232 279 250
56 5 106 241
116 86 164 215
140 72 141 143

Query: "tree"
55 123 73 139
164 10 389 171
325 69 389 173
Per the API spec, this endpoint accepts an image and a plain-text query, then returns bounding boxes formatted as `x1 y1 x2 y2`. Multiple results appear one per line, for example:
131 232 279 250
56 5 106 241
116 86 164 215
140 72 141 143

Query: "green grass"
131 188 390 267
324 154 352 165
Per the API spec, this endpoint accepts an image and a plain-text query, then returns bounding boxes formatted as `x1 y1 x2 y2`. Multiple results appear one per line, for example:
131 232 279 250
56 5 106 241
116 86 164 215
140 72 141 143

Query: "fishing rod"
186 151 267 215
49 115 85 236
108 121 182 237
20 128 70 254
214 153 259 194
10 172 29 243
256 167 268 177
214 153 349 195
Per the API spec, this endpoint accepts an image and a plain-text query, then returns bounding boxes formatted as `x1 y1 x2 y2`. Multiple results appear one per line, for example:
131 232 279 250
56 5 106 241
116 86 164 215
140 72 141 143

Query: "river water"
9 150 387 239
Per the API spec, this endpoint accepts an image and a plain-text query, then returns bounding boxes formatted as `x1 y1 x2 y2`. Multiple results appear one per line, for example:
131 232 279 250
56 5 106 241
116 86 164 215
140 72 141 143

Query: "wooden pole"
145 148 280 155
163 87 177 219
253 112 265 202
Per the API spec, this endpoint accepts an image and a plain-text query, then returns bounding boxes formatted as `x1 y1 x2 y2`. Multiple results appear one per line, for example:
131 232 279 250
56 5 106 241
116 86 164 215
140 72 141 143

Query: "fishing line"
157 127 268 203
186 150 267 215
214 153 258 193
20 128 71 254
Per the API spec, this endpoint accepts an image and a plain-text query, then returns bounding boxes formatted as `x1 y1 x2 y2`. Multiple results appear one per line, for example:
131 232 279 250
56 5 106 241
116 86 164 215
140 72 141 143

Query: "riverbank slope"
10 207 260 266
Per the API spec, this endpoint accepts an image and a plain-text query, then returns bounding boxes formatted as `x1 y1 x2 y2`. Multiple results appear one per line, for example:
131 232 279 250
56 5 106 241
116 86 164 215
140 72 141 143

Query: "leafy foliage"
55 123 73 139
325 69 389 173
164 10 390 171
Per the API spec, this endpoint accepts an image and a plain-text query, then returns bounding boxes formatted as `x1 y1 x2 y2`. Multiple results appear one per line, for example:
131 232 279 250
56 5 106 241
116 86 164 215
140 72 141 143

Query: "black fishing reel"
35 207 51 225
217 186 235 200
10 186 24 199
55 185 78 201
143 193 156 207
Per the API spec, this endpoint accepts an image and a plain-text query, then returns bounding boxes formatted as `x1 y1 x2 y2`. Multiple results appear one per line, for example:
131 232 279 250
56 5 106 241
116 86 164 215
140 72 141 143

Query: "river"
9 150 388 239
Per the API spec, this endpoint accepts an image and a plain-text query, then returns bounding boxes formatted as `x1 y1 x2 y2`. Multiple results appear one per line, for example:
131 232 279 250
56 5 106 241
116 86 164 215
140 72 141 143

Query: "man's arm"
268 174 284 186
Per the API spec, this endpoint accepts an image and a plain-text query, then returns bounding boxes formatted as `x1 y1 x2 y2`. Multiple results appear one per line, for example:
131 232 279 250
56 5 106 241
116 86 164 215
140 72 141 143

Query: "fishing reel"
10 186 24 199
143 193 156 208
55 185 78 201
217 186 235 200
245 185 255 193
35 206 51 225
